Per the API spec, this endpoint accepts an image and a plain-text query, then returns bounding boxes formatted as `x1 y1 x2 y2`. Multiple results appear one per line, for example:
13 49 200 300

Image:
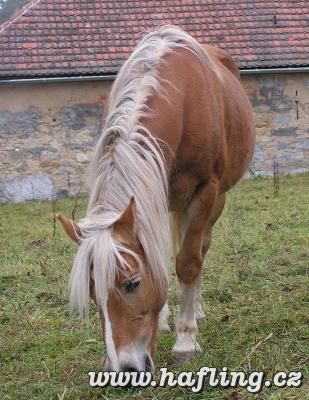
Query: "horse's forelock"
69 220 142 317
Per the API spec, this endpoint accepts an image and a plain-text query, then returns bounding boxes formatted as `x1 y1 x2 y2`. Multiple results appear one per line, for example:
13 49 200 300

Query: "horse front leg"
194 272 206 320
172 179 219 362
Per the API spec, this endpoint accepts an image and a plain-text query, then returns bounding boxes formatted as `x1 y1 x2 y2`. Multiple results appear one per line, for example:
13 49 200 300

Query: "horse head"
57 197 167 372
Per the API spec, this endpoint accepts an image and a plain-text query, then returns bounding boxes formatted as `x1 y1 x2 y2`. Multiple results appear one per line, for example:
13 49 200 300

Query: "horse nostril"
145 354 154 372
122 366 139 373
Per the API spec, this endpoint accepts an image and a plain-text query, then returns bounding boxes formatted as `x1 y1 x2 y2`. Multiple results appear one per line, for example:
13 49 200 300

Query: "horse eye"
125 280 140 293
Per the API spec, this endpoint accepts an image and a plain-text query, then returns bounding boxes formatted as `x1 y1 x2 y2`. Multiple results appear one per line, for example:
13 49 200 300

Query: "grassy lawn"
0 174 308 400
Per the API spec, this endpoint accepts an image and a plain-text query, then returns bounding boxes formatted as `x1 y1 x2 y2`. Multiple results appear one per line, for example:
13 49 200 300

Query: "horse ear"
113 197 138 240
56 214 81 244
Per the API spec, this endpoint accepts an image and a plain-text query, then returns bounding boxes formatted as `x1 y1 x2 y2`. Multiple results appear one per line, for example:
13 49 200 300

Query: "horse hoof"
172 351 196 366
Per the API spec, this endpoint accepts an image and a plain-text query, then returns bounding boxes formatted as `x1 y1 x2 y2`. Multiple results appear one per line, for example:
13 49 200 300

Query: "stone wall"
243 73 309 176
0 80 110 202
0 73 308 202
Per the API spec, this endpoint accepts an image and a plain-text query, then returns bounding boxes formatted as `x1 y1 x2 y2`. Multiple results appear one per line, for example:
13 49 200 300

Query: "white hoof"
172 350 197 365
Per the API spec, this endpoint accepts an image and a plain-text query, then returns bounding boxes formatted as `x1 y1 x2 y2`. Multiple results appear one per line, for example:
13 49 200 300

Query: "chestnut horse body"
58 26 255 372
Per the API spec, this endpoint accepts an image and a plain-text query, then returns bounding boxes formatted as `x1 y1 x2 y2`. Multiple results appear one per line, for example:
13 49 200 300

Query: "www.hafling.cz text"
88 366 303 393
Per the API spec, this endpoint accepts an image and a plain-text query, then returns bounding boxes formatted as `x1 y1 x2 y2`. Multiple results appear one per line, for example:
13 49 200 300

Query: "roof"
0 0 308 79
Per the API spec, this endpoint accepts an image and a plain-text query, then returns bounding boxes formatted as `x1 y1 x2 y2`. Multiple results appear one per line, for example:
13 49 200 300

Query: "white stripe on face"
102 301 155 372
103 302 119 371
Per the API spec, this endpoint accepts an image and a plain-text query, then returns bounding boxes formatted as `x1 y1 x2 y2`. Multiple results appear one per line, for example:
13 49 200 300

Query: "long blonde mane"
69 25 217 317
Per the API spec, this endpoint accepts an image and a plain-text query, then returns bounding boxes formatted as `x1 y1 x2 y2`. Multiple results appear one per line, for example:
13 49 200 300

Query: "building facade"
1 71 308 202
0 0 308 202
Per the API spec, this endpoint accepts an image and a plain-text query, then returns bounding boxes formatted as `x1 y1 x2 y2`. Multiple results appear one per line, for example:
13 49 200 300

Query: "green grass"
0 174 308 400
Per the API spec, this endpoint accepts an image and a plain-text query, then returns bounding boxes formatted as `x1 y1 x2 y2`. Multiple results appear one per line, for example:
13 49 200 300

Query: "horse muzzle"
104 352 154 373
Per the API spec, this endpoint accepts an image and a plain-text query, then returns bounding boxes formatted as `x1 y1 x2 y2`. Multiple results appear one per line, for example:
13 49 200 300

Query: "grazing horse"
57 25 255 372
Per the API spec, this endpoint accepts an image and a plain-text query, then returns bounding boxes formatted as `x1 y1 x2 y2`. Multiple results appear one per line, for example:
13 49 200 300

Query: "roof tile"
0 0 308 78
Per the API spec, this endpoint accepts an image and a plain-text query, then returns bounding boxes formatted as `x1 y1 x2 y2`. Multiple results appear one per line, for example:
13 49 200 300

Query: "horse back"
202 44 241 80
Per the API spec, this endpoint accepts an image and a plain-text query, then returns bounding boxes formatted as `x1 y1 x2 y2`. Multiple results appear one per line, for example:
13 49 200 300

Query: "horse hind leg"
172 179 222 362
158 301 170 332
194 234 212 320
158 211 181 334
194 193 226 320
